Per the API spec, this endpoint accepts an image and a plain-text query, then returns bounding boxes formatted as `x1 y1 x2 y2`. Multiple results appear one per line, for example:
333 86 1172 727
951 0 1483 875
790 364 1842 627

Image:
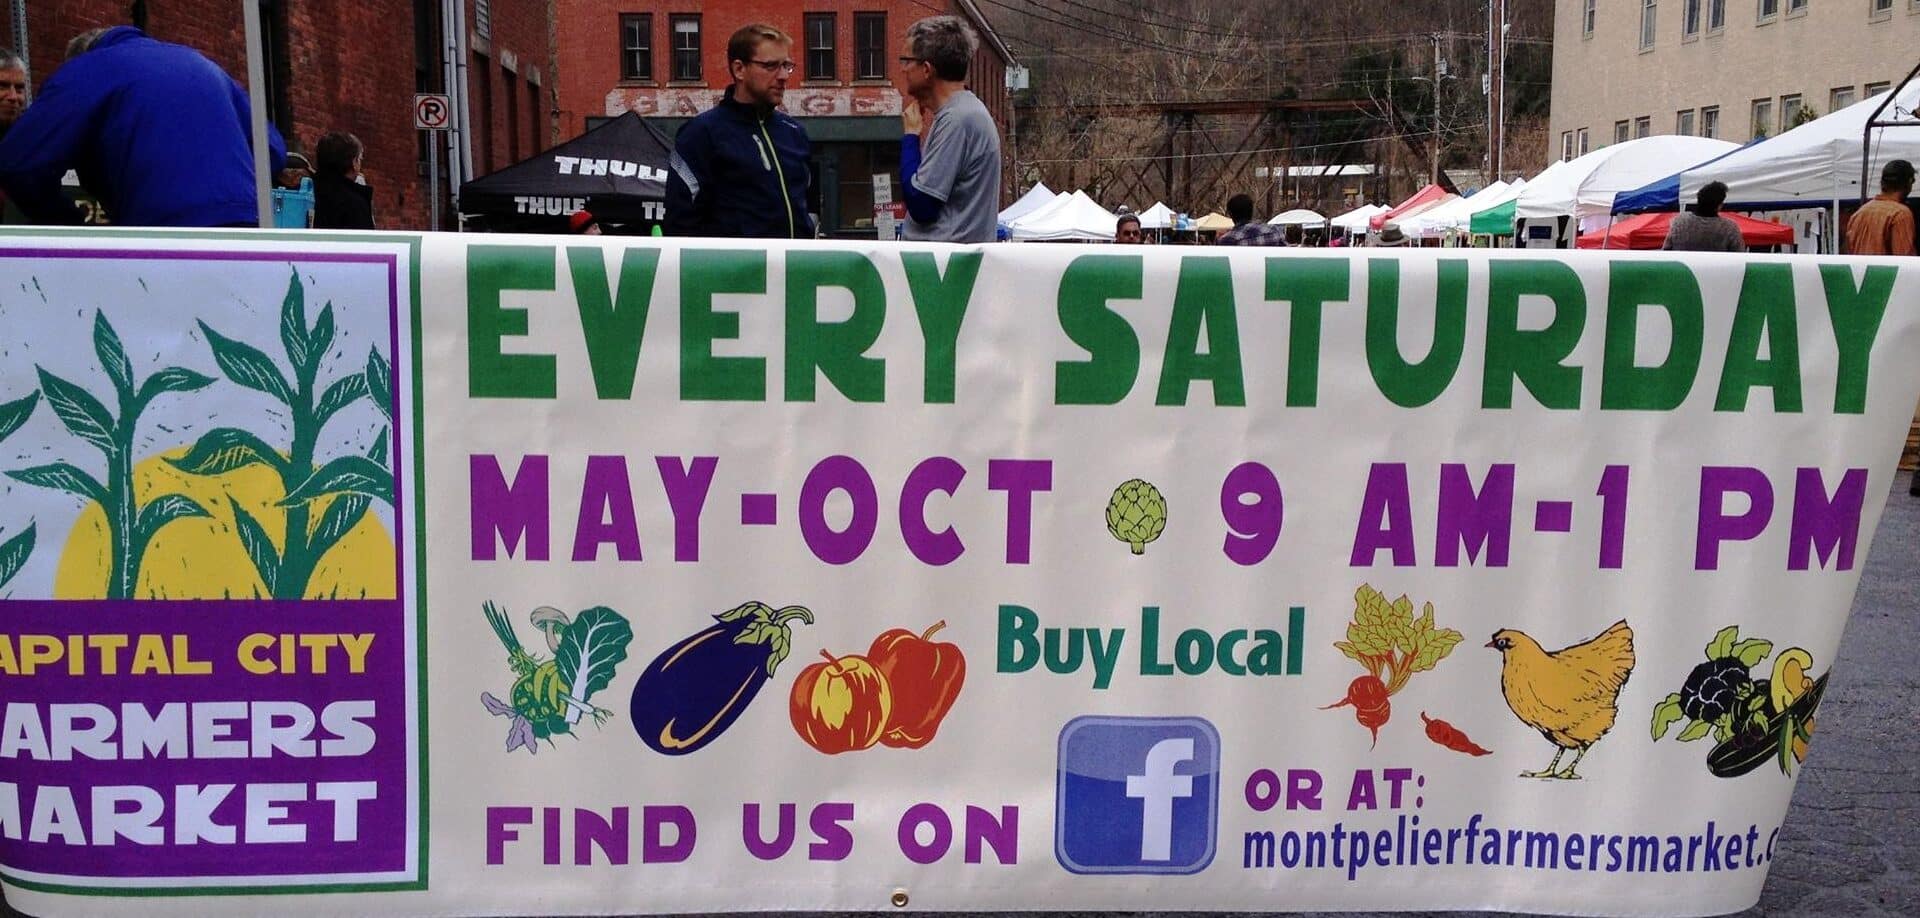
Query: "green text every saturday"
466 246 1896 413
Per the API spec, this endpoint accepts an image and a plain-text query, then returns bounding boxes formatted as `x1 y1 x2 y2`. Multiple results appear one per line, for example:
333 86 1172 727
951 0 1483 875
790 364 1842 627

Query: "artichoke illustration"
1105 479 1167 555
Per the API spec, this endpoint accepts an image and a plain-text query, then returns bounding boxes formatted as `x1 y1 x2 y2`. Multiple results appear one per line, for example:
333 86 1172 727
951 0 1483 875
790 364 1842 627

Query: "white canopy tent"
1137 202 1176 230
1267 208 1327 226
1401 181 1511 237
1464 162 1565 231
1512 136 1737 228
1008 190 1120 241
997 183 1057 225
1667 82 1920 212
1329 204 1386 232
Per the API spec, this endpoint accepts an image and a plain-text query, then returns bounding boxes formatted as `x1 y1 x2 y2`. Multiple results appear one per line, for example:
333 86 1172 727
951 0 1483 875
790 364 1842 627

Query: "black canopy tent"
458 112 674 232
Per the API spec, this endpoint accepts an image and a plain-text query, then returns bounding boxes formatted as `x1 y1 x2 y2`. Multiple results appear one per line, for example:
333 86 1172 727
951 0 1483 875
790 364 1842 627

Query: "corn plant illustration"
273 345 395 590
0 390 40 591
482 602 635 755
3 313 215 598
169 270 389 599
280 343 393 506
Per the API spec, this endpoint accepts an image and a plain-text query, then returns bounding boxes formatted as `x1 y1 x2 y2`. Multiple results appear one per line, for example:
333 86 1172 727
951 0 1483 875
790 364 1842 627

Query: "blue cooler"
272 177 315 229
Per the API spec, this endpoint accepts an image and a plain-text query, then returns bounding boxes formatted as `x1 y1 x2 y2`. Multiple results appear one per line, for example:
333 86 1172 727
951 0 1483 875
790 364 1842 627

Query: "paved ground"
6 480 1918 918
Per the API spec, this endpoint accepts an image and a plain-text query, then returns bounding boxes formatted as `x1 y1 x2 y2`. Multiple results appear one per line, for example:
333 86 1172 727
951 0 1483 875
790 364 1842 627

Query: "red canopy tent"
1576 212 1796 250
1370 184 1451 230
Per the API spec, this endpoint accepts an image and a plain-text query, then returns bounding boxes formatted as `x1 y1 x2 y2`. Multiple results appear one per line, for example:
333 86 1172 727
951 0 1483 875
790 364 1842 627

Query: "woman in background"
313 132 374 230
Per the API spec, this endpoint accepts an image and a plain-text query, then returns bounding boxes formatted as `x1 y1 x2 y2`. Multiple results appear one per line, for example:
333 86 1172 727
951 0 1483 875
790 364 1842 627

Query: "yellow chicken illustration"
1487 620 1635 780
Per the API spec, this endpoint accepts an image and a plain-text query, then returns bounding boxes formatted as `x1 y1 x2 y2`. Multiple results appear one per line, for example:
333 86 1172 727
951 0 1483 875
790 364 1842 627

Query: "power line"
1037 0 1272 41
1019 120 1492 164
976 0 1250 65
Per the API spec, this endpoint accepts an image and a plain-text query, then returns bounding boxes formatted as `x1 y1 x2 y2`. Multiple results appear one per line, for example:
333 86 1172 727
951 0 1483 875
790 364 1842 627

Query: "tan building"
1549 0 1920 161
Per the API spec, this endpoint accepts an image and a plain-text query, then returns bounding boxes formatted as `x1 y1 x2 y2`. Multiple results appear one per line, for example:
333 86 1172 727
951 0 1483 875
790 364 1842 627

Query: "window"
1866 80 1892 97
1751 97 1772 139
1831 86 1857 112
475 0 491 40
1758 0 1778 20
1562 131 1575 159
505 65 520 163
1779 93 1802 130
671 14 701 82
1702 105 1720 137
1641 0 1658 47
804 13 835 81
529 81 543 154
620 14 652 81
855 13 887 79
1684 0 1702 35
473 52 493 170
1634 115 1652 138
1577 128 1590 155
1614 120 1631 144
1871 0 1893 14
1709 0 1727 28
1787 0 1807 12
413 0 440 167
1677 109 1696 135
1584 0 1597 35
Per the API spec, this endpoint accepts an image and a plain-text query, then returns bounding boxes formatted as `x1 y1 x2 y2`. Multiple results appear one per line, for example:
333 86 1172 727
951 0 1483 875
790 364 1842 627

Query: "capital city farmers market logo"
0 268 395 600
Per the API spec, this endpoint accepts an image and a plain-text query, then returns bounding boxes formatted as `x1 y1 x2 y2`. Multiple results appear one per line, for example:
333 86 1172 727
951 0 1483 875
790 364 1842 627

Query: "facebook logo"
1055 715 1219 875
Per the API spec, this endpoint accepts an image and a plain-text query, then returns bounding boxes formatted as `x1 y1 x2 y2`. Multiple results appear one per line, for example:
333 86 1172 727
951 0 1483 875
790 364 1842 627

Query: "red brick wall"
470 0 556 175
0 0 556 230
553 0 1010 140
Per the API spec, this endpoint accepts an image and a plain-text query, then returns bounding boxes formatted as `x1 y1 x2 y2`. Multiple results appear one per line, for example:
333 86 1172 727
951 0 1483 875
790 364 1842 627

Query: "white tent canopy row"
1401 180 1514 237
1330 204 1386 231
1667 81 1920 211
1508 135 1738 227
1136 202 1176 230
997 182 1056 225
1008 190 1121 241
1267 208 1328 226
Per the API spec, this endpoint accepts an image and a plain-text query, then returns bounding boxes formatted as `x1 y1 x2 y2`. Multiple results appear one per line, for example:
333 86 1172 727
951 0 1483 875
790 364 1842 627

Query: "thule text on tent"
554 156 668 183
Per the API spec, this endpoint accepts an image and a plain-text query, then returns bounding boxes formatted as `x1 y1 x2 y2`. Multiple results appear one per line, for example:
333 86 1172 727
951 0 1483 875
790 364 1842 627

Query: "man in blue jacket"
0 26 285 227
664 24 814 239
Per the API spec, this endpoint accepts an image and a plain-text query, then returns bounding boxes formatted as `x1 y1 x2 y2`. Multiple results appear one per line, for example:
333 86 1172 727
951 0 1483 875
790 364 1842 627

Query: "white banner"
1 231 1916 917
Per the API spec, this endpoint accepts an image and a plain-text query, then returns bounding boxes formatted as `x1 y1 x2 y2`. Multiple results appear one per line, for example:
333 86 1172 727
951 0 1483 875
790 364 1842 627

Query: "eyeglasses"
746 59 796 74
897 56 928 66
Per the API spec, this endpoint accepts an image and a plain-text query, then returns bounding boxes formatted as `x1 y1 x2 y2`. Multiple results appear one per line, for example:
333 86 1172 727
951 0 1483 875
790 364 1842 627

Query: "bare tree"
1000 0 1555 211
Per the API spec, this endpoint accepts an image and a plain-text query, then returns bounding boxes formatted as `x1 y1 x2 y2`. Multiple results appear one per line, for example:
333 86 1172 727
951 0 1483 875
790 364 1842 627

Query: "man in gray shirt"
1662 181 1746 252
898 15 1001 243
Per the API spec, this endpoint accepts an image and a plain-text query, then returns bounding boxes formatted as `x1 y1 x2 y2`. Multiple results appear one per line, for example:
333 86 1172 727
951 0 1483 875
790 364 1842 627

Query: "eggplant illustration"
630 602 814 755
1706 672 1827 779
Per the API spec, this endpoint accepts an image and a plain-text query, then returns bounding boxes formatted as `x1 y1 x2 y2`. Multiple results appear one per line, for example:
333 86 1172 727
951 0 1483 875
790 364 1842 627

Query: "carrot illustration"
1421 712 1492 756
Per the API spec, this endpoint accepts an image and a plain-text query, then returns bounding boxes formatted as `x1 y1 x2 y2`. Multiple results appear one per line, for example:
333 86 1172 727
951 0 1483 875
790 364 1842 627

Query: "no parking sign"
413 93 451 131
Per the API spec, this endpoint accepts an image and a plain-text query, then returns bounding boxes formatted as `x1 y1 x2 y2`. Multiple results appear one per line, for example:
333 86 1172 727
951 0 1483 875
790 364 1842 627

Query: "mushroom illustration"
530 606 571 653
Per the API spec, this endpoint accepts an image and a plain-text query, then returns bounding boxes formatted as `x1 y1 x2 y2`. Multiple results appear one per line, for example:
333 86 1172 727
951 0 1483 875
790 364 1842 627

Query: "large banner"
0 231 1915 917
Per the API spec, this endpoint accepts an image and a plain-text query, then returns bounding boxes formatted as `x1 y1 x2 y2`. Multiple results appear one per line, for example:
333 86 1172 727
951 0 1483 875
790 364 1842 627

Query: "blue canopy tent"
1611 142 1756 214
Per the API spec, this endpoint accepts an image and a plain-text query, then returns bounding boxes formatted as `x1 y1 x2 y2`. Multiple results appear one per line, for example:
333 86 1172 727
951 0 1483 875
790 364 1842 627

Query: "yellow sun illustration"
54 446 397 600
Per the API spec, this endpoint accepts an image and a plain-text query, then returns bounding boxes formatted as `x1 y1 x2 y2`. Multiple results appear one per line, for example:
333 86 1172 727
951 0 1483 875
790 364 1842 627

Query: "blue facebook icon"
1055 715 1220 874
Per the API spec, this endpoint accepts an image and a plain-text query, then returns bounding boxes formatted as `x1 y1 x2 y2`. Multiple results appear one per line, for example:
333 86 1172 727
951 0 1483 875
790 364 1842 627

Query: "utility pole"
1491 0 1508 176
1431 33 1442 186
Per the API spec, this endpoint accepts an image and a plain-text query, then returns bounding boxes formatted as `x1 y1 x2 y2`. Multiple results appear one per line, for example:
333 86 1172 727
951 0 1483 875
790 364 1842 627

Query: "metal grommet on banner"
890 888 910 908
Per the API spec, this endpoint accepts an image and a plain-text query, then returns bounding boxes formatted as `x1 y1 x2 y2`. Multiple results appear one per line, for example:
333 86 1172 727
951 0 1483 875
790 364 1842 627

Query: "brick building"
0 0 555 230
553 0 1014 235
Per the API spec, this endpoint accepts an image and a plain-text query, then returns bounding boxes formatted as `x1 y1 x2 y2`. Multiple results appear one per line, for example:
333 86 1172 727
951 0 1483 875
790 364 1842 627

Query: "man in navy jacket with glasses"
665 23 816 239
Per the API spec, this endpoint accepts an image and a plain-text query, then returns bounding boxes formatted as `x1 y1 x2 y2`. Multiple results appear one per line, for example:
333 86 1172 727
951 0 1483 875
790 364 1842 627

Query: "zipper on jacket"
758 118 796 238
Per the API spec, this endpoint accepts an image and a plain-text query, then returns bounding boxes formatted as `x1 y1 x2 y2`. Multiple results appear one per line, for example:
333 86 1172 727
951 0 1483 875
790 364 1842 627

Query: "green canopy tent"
1468 199 1517 235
